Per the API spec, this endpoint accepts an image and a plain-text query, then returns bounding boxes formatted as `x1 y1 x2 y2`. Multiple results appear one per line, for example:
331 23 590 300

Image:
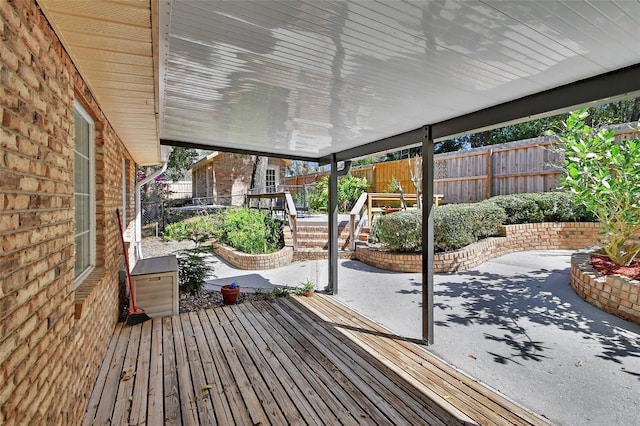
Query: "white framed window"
74 101 96 285
266 168 276 193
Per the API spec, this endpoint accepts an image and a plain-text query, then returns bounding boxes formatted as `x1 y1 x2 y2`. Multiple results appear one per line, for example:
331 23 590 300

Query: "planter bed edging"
356 222 603 273
571 251 640 324
213 244 293 270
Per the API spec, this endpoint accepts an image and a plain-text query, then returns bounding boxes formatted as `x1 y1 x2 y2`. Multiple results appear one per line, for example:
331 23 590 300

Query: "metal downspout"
135 162 168 259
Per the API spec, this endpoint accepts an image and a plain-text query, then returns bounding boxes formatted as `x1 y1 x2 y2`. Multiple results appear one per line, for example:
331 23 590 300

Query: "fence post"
486 149 493 199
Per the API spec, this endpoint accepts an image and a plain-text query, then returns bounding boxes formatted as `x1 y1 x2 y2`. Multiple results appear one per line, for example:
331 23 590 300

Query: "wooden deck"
84 295 549 425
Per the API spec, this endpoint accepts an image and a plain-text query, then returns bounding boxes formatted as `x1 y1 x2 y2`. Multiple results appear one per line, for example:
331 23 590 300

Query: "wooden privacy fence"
283 122 640 204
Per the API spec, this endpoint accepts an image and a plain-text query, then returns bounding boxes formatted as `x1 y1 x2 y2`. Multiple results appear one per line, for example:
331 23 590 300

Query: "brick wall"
571 252 640 324
356 222 604 273
0 1 136 423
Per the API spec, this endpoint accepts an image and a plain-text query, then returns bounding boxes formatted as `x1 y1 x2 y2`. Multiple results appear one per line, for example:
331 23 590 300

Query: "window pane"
74 104 94 282
74 153 90 194
75 194 90 235
74 111 89 156
74 233 90 278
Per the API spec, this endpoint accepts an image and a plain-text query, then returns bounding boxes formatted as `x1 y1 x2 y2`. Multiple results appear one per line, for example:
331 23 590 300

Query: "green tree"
440 97 640 151
165 147 200 181
559 110 640 266
309 175 370 212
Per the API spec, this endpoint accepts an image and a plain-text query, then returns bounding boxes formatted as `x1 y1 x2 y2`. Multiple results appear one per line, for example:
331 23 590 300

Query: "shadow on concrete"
205 274 283 293
340 259 405 274
433 267 640 372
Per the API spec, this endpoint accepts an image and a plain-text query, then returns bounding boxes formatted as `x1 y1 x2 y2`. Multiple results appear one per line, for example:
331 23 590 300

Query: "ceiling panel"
38 1 640 164
159 0 640 159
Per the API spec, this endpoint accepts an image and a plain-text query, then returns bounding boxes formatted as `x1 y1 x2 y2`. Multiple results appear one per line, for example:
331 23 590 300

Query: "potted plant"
221 281 240 305
300 280 314 297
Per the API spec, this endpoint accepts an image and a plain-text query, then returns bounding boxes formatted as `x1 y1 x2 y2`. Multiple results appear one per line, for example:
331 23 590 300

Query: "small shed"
191 152 290 205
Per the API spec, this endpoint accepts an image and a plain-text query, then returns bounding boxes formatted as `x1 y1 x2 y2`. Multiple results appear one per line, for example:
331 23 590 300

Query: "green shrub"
486 194 543 224
370 210 422 252
219 208 283 254
309 175 370 212
560 110 640 265
483 192 596 224
370 203 504 253
516 192 595 222
163 214 220 245
176 248 213 294
472 202 508 238
434 203 505 252
370 191 597 253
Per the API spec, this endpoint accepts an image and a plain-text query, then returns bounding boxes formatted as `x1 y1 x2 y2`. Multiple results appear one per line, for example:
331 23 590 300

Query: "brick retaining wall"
356 222 603 273
214 244 293 270
0 1 135 423
571 252 640 324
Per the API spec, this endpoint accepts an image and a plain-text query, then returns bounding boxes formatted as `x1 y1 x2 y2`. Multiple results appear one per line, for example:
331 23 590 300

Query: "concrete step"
296 240 350 250
296 233 350 241
292 248 356 262
297 224 350 233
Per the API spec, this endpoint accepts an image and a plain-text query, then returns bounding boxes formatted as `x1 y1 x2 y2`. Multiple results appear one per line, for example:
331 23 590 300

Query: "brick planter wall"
214 244 293 270
356 222 603 273
571 252 640 324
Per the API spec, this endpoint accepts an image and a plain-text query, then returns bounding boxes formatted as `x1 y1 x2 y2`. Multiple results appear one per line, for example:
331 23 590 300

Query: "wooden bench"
367 193 444 225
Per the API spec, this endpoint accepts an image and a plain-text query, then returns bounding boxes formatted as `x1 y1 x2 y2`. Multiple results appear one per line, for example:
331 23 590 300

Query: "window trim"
74 100 96 286
266 167 277 193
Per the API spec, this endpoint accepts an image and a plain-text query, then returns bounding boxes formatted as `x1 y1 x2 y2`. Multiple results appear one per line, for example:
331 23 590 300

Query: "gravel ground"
140 237 271 313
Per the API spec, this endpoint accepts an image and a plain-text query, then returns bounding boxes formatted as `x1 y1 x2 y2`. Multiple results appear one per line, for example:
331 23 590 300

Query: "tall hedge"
369 191 594 253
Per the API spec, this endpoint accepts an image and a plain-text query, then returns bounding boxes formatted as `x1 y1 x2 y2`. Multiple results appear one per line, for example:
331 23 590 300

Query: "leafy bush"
434 203 505 252
370 203 505 253
515 192 594 222
370 210 422 252
369 191 597 253
560 110 640 265
483 192 595 224
218 208 283 254
309 175 370 212
163 214 220 246
176 248 213 294
486 194 543 224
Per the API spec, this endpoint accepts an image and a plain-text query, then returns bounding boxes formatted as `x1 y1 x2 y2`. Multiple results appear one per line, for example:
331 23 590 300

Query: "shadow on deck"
84 295 549 425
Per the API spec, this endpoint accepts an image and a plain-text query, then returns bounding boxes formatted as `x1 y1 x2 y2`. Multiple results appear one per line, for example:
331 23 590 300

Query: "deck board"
147 318 164 426
303 295 549 426
162 316 180 425
130 319 152 426
82 322 122 425
84 296 549 425
234 303 349 424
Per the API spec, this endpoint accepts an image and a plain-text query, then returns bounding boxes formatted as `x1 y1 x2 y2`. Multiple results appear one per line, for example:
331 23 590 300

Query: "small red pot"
221 284 240 305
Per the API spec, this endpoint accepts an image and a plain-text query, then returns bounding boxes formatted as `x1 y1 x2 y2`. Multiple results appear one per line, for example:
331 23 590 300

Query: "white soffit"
160 0 640 159
38 0 160 165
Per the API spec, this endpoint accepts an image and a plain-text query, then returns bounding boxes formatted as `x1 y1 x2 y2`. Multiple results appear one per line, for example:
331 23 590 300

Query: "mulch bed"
591 254 640 280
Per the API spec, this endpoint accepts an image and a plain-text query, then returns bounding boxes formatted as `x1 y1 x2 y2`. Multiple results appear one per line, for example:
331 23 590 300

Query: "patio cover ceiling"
39 1 640 164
